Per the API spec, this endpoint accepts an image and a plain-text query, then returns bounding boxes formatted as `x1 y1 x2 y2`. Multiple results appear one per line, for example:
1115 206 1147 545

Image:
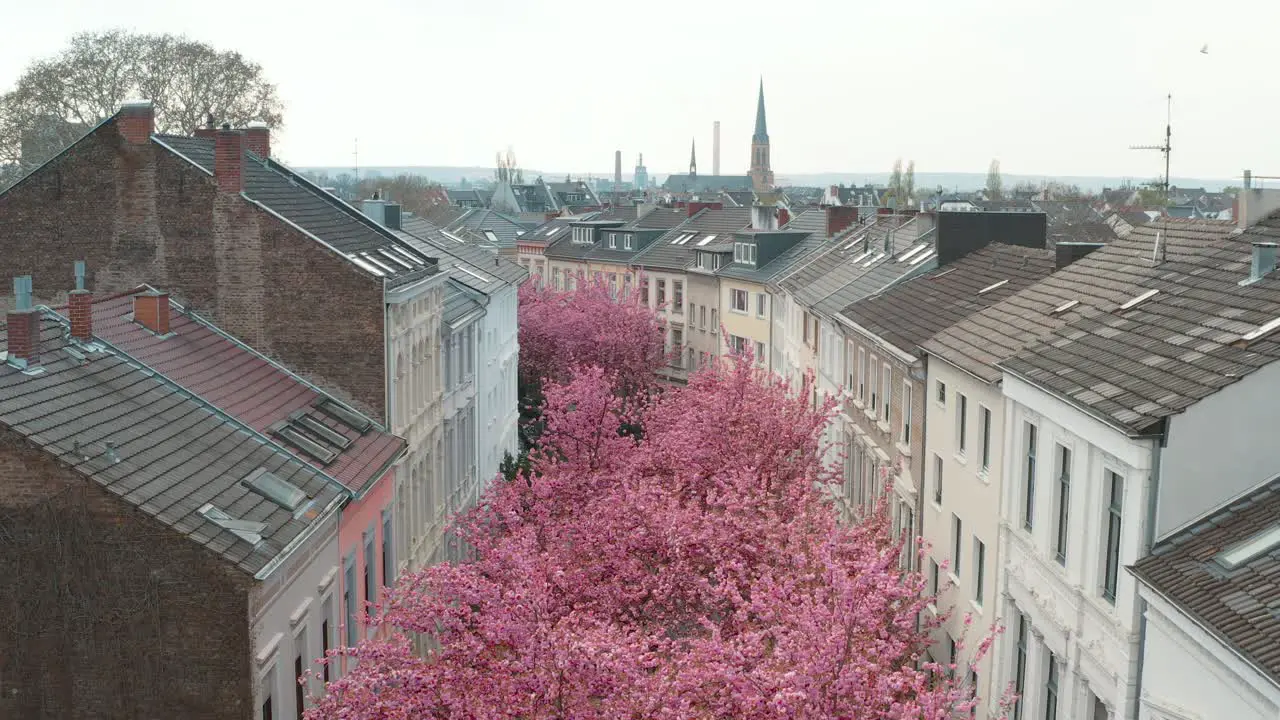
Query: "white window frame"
956 393 968 456
900 378 912 444
730 288 749 313
858 347 866 401
881 362 892 424
756 293 766 317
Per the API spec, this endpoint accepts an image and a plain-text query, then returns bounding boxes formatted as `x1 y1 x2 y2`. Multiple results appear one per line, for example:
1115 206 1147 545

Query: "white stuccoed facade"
476 283 520 488
997 372 1156 720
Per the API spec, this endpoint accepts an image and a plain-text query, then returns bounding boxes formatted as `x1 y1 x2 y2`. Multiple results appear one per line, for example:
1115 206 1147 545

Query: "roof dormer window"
733 242 757 265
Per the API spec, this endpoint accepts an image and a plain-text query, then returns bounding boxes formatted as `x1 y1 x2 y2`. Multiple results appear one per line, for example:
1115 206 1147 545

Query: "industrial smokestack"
713 121 721 176
614 150 622 187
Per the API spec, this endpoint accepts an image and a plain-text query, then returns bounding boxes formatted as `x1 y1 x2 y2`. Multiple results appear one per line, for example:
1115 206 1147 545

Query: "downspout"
1130 424 1164 719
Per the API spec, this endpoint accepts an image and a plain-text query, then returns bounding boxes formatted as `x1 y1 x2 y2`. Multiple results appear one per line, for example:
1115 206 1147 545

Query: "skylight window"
1117 288 1159 311
909 251 936 266
897 244 929 263
1216 523 1280 569
361 253 398 275
271 424 339 465
315 398 372 433
697 234 717 246
862 252 886 267
198 503 267 545
977 279 1009 295
454 265 492 283
348 255 385 276
378 249 415 270
483 230 499 244
1051 299 1080 315
291 412 353 450
388 245 425 266
441 230 466 243
242 467 308 511
846 250 872 264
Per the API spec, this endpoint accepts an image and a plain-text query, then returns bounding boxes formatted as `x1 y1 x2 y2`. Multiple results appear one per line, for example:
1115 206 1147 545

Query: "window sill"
970 599 984 615
953 453 967 467
864 407 878 422
876 420 891 434
851 398 865 411
895 441 912 457
947 572 961 587
931 499 943 513
978 467 991 484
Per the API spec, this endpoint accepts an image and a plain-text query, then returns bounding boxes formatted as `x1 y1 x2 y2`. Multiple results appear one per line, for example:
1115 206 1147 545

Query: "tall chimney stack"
118 100 154 145
6 276 40 370
215 125 244 193
244 121 271 159
713 121 721 177
69 261 93 342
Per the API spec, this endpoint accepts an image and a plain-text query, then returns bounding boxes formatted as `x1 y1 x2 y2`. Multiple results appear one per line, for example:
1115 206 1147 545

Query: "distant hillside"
296 166 1233 193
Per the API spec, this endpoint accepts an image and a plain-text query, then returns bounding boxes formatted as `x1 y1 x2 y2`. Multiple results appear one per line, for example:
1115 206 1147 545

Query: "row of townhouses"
523 183 1280 720
0 102 526 719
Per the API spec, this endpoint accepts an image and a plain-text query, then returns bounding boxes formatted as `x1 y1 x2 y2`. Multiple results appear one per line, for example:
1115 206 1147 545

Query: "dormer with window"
733 241 758 266
696 251 727 271
572 226 593 244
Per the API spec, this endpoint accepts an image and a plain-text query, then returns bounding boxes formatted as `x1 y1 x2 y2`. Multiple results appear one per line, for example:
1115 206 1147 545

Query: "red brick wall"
0 120 387 419
0 428 255 719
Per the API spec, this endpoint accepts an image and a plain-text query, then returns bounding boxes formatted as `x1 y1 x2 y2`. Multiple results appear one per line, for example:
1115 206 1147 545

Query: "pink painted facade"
336 465 398 656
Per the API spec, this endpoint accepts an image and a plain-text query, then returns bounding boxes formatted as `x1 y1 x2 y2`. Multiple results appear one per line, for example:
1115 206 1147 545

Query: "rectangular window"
756 293 766 317
929 558 940 597
881 363 892 423
552 267 562 288
901 379 913 444
956 393 968 454
973 537 986 606
672 328 684 367
623 234 634 250
673 280 684 313
343 554 357 645
295 653 305 720
869 355 879 409
608 272 618 298
951 514 963 576
731 288 748 312
980 406 992 471
657 279 667 307
1055 445 1071 565
755 341 766 362
1103 470 1124 603
608 234 616 249
947 635 958 678
640 275 650 305
382 511 394 587
364 530 376 609
320 617 331 682
936 379 946 405
711 309 717 334
262 671 275 720
623 273 632 298
1023 423 1038 531
700 305 707 329
1091 694 1109 720
933 453 943 505
857 347 866 400
1014 613 1028 720
1045 653 1060 720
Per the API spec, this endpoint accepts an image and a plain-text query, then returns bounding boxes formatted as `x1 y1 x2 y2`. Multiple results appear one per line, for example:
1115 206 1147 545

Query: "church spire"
753 77 768 143
689 138 697 178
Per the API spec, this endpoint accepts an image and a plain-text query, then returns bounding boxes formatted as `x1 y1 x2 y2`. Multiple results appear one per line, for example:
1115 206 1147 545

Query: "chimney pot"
69 261 92 342
6 276 40 369
215 129 244 193
1248 241 1278 283
134 291 171 335
117 100 154 145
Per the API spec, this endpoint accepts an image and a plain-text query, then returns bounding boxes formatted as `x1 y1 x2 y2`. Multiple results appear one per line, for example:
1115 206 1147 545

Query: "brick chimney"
6 276 40 369
134 291 170 335
215 126 244 193
68 260 92 342
825 205 860 238
117 100 154 145
244 121 270 159
687 200 722 218
194 112 218 139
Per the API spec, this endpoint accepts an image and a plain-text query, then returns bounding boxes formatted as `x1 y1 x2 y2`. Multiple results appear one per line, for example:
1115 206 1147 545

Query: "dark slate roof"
716 231 825 284
84 290 405 494
520 216 582 247
544 232 598 261
1132 475 1280 687
632 207 689 230
924 219 1238 383
443 281 485 325
154 135 436 280
446 209 529 249
1000 220 1280 435
0 313 345 576
661 174 753 193
397 215 526 292
630 207 752 271
841 244 1056 354
778 215 922 315
782 209 826 235
447 189 486 206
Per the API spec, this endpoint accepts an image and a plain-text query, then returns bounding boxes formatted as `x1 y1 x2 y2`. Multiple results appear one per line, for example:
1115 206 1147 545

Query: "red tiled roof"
73 289 404 494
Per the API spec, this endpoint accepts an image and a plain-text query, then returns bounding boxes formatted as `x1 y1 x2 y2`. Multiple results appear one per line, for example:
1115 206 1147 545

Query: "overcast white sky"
0 0 1274 181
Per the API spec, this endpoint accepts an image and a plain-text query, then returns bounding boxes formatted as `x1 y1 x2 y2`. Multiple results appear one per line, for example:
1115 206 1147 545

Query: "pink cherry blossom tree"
310 357 999 719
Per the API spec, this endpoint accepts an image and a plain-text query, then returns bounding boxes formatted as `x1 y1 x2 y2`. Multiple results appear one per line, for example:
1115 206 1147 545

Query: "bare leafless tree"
0 30 283 188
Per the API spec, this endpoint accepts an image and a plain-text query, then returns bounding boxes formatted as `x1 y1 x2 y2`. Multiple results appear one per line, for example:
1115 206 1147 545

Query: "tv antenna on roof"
1130 93 1172 206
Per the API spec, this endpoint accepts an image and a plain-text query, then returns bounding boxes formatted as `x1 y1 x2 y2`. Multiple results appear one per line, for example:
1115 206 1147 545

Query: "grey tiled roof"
520 215 589 247
781 209 826 235
716 231 825 284
447 209 529 249
154 135 436 280
1000 220 1280 435
631 207 689 230
779 216 924 316
630 207 751 272
924 219 1239 384
661 174 753 193
841 243 1056 355
0 314 345 576
443 281 485 325
1132 474 1280 686
398 215 527 292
